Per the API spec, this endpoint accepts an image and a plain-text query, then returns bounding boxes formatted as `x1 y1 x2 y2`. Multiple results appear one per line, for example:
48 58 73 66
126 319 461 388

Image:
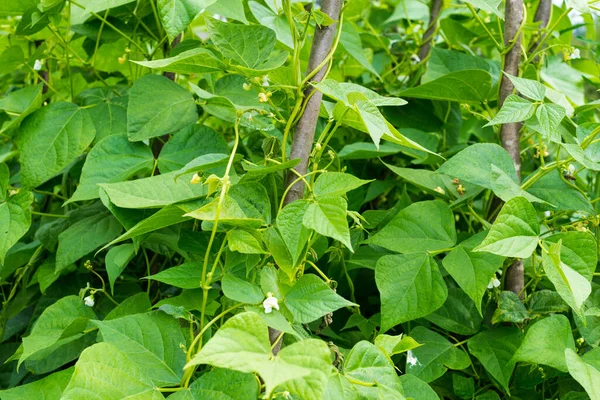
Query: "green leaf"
344 341 404 399
0 191 33 264
485 95 535 126
146 262 201 289
227 229 266 254
565 348 600 400
513 314 575 372
376 253 448 332
100 171 207 208
313 172 372 199
207 18 288 73
134 47 225 74
105 243 135 294
340 21 379 77
276 200 310 266
248 2 293 48
325 373 360 400
399 374 440 400
423 48 500 85
302 197 353 250
18 102 95 188
526 170 594 214
463 0 503 18
0 367 73 400
437 143 518 189
368 200 456 254
56 211 122 272
529 103 566 143
19 296 96 367
158 124 229 173
67 135 154 203
285 274 356 323
222 271 264 304
505 73 546 101
491 291 529 324
490 164 545 203
174 153 233 180
169 368 259 400
474 197 539 258
316 79 406 107
407 326 470 383
467 328 523 393
127 74 198 141
157 0 214 41
541 241 591 319
76 87 128 144
338 142 403 160
93 311 186 386
529 290 569 314
425 287 482 335
187 312 332 398
443 232 505 315
544 231 597 280
400 70 493 103
105 292 152 320
0 83 43 134
62 342 164 399
0 163 8 201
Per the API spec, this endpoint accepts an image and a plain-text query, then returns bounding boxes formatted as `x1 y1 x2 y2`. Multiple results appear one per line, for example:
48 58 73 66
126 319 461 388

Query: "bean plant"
0 0 599 399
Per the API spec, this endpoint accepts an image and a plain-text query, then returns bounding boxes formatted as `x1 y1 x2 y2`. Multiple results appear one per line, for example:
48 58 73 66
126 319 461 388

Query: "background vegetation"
0 0 600 398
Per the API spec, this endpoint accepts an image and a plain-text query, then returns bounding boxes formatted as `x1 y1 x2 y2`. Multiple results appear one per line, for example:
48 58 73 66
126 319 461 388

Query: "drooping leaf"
276 200 311 266
505 73 546 101
146 262 202 289
105 243 136 294
544 231 597 280
485 95 535 126
565 349 600 399
528 103 566 143
302 197 353 250
368 200 456 254
376 253 448 332
134 47 225 74
313 172 372 199
19 102 95 188
474 197 539 258
340 21 379 77
127 74 198 141
0 191 33 264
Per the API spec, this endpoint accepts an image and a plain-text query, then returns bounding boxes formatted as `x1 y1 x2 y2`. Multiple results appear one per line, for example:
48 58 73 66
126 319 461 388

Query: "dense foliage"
1 0 600 398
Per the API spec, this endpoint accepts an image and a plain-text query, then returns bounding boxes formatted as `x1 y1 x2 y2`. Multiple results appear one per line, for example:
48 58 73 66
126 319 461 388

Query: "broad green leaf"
105 292 152 320
490 165 545 203
325 373 360 400
437 143 518 189
529 289 569 314
284 274 356 323
168 368 259 400
19 296 96 367
174 153 232 179
545 231 597 280
222 272 264 304
491 291 529 324
248 2 293 48
0 163 8 201
443 232 505 315
187 312 331 397
206 0 247 22
316 79 406 107
376 253 448 332
76 87 128 143
565 348 600 400
526 170 594 214
513 314 575 372
368 200 456 254
100 171 207 208
105 243 136 294
227 229 266 254
541 241 591 319
385 0 429 23
302 197 353 250
277 200 310 266
0 367 73 400
18 102 95 188
340 21 379 77
158 124 229 173
463 0 503 18
505 73 546 101
564 143 600 171
400 374 440 400
313 172 372 199
207 18 288 73
400 70 493 103
93 311 186 386
425 287 482 335
241 159 301 178
146 262 201 289
468 328 523 393
474 197 539 258
529 103 566 143
344 341 404 399
62 342 164 399
0 83 43 133
375 334 422 357
338 142 403 160
407 327 470 383
67 135 154 203
56 211 122 272
0 191 33 264
23 333 94 376
127 74 198 141
158 0 214 41
423 48 500 85
485 95 535 126
134 47 225 74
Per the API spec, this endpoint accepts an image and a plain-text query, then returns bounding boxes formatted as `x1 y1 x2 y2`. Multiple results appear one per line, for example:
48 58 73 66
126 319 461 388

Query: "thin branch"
417 0 444 62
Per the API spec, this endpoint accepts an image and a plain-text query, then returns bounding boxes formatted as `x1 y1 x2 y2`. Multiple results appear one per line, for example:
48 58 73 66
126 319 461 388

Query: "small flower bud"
258 92 272 103
190 173 202 184
33 59 43 71
242 82 252 91
263 292 279 313
434 186 445 195
84 295 95 307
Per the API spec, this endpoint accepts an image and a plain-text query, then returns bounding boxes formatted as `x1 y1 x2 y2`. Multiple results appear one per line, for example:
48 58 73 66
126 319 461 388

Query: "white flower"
570 48 580 60
33 59 43 71
262 75 269 87
84 295 95 307
263 292 279 313
487 275 501 289
568 164 576 175
406 350 420 367
410 54 421 65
